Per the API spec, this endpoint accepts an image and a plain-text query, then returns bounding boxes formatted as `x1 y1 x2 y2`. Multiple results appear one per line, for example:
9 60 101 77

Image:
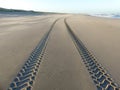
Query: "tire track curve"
64 18 120 90
8 18 59 90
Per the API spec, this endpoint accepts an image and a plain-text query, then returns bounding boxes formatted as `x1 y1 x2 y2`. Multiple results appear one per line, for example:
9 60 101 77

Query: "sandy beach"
0 14 120 90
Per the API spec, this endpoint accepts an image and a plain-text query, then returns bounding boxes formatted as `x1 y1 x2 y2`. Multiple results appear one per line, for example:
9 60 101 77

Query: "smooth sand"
0 14 120 90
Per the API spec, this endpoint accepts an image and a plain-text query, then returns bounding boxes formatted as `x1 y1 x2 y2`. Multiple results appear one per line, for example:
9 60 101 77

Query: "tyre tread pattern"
8 19 59 90
65 18 120 90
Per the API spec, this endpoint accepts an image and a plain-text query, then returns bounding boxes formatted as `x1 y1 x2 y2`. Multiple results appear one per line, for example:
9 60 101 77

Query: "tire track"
64 18 120 90
8 18 59 90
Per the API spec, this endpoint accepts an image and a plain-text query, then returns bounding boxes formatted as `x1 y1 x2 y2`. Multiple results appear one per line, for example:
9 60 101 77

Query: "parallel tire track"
64 18 120 90
8 19 59 90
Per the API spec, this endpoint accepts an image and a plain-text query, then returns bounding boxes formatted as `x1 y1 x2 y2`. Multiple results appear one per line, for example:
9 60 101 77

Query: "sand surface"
67 15 120 87
0 15 62 89
0 14 120 90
